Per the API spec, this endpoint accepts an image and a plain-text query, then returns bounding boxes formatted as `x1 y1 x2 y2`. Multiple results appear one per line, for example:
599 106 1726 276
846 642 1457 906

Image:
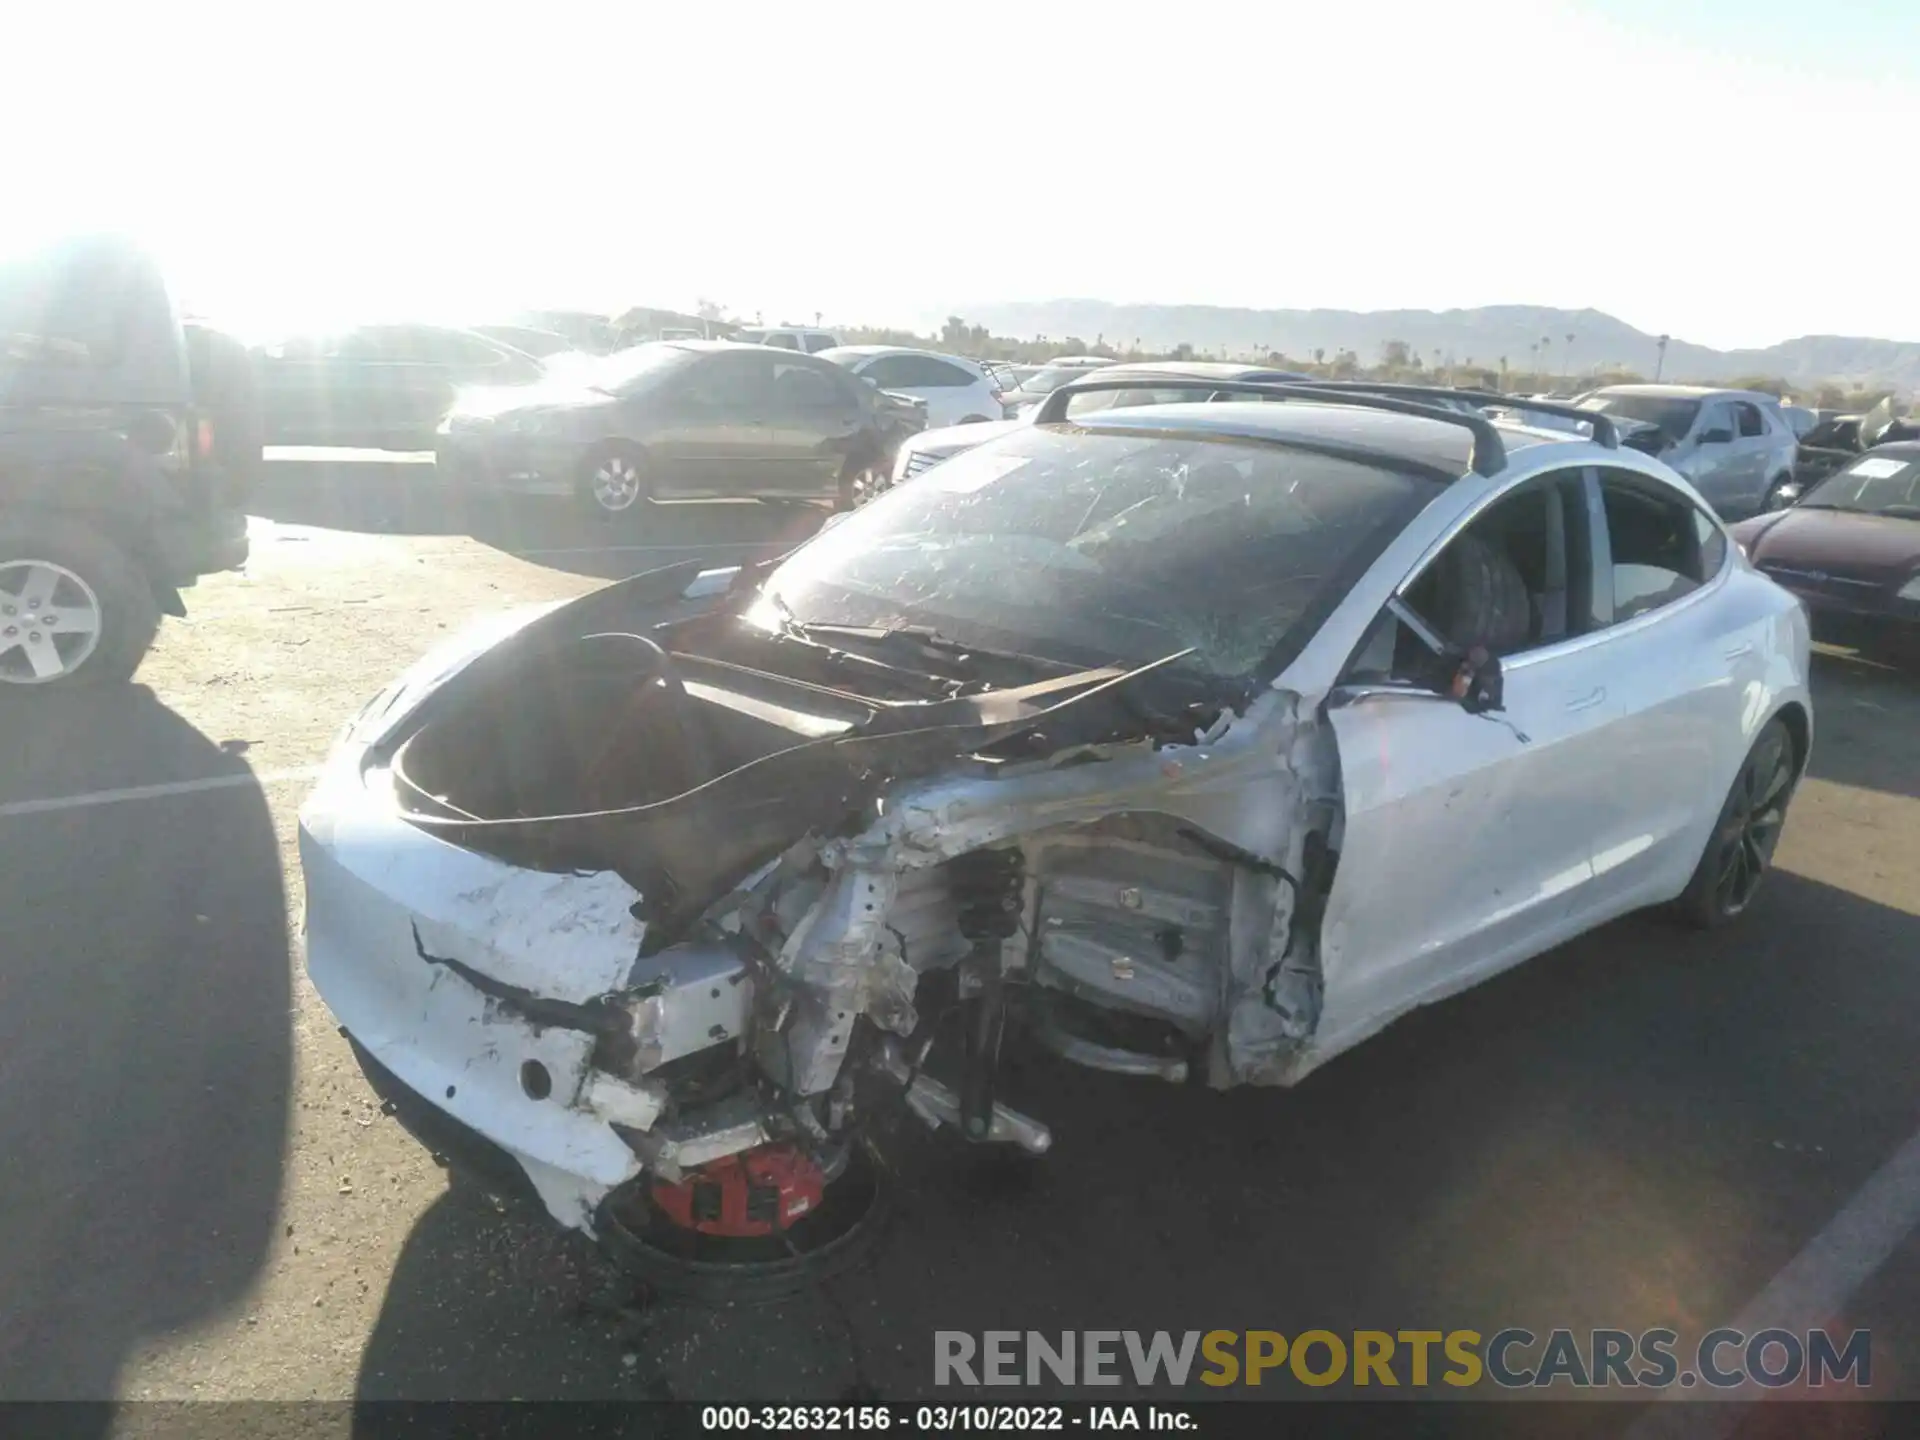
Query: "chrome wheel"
590 453 644 512
1708 726 1794 917
0 560 104 685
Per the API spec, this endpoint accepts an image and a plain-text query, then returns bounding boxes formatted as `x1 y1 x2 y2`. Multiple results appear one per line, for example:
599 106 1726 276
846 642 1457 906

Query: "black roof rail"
1034 376 1510 477
1300 382 1619 449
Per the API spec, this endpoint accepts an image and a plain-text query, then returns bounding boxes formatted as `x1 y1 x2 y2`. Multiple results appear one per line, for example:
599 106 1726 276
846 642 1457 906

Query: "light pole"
1654 334 1669 381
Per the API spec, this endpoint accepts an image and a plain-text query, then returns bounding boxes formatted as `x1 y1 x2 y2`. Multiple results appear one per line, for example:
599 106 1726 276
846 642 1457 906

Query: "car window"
1735 402 1766 438
1346 468 1594 683
857 355 914 388
1598 469 1716 622
764 332 801 350
770 360 847 412
1697 403 1736 442
803 333 838 353
678 350 778 410
901 356 978 388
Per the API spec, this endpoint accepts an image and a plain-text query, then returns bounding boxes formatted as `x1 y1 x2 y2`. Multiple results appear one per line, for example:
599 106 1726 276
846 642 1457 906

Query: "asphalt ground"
1 453 1917 1432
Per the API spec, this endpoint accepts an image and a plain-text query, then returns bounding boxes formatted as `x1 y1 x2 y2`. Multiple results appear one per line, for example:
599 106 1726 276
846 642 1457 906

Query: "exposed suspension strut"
950 846 1025 1140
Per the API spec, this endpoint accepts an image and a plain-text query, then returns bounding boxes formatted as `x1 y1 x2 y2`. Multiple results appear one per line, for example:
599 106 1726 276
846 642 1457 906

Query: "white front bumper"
298 742 654 1232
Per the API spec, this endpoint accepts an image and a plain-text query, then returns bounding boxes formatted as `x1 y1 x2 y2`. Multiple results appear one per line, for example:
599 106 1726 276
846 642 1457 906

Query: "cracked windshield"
761 427 1429 678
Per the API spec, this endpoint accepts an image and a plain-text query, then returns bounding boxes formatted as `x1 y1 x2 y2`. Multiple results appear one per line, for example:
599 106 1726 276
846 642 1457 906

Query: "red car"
1728 442 1920 641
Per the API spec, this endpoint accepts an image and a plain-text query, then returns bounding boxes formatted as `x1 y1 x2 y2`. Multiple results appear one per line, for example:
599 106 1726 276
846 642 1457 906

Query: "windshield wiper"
784 620 1072 675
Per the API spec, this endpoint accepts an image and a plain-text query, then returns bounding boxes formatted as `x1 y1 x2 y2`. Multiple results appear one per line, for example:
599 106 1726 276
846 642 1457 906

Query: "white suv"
731 326 840 354
816 346 1004 428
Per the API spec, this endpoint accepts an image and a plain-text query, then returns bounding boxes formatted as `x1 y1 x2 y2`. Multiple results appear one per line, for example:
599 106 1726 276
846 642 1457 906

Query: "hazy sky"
7 0 1917 347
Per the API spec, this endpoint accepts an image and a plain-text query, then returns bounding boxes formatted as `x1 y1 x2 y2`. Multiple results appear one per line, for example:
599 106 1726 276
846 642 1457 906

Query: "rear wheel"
578 443 650 518
1672 717 1797 929
0 519 159 690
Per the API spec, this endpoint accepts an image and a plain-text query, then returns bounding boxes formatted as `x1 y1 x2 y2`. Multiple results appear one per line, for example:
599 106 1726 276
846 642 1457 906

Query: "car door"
763 357 866 496
1572 467 1758 913
1728 400 1774 511
1681 400 1743 512
1318 467 1632 1030
646 349 781 494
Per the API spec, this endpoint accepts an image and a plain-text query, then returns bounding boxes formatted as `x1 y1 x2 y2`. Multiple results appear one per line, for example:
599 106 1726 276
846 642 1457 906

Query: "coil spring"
951 846 1026 942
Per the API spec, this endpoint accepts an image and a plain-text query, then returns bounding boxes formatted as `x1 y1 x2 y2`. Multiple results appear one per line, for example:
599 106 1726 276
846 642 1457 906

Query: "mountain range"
945 301 1920 394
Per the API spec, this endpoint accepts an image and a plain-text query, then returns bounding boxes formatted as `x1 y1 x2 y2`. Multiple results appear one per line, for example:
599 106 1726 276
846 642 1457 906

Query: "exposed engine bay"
329 560 1345 1245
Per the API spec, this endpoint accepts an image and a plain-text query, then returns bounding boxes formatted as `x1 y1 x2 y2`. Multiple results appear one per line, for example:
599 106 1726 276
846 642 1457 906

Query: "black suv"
0 236 255 691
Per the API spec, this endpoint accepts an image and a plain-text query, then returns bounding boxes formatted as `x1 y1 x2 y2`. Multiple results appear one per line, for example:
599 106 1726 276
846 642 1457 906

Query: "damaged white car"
300 382 1812 1287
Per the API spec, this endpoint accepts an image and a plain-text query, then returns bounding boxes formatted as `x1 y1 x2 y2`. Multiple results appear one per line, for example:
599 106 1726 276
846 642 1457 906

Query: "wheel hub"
0 561 103 684
593 457 642 511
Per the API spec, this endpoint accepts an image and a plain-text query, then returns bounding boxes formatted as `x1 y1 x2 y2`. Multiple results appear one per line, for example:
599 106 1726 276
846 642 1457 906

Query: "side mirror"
859 373 880 388
1698 427 1733 445
1440 645 1505 714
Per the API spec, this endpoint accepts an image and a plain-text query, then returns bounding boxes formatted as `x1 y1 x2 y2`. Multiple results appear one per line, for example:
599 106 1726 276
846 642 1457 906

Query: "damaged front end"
303 418 1389 1266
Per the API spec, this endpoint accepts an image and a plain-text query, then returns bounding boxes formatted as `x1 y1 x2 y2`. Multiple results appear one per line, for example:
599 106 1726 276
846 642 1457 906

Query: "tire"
1671 717 1797 930
0 518 160 690
837 455 884 512
577 442 651 519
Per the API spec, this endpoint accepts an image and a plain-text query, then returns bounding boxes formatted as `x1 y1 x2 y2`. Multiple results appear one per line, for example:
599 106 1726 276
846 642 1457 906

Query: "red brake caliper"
649 1142 825 1237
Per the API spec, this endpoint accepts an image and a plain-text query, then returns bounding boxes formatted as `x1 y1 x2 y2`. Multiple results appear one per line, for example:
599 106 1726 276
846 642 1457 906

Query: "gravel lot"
2 455 1917 1421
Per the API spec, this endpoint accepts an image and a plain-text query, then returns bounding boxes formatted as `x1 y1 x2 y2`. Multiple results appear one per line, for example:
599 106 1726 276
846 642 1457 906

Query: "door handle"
1565 686 1607 713
1723 641 1753 661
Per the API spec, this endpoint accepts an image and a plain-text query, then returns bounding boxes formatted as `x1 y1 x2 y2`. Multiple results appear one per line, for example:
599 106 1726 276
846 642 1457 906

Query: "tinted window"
757 428 1436 681
680 351 779 408
856 356 916 388
1599 470 1713 621
1735 402 1766 438
764 333 801 350
771 360 847 411
803 333 839 353
591 343 700 395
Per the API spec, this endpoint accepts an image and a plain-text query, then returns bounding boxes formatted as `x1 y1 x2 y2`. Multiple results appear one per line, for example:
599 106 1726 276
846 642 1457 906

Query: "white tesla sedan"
299 381 1811 1268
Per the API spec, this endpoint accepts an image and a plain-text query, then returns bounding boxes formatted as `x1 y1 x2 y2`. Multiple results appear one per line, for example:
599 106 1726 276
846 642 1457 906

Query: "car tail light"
196 417 216 460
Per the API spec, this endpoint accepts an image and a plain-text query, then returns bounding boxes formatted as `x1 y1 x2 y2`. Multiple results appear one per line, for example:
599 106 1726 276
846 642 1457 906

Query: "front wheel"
1671 717 1797 929
577 443 650 519
0 519 160 690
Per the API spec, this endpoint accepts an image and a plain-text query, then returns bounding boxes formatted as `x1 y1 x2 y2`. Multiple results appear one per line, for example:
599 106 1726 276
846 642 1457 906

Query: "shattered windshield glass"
758 427 1436 680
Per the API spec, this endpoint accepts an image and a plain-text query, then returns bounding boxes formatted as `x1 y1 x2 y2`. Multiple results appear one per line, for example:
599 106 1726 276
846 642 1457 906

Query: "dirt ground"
2 457 1917 1421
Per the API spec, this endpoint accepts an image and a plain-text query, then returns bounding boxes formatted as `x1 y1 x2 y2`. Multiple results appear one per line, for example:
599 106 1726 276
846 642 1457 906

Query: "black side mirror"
1443 646 1505 714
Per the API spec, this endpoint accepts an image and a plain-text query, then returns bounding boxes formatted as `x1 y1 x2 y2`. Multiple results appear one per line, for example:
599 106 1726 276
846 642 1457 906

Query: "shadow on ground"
1806 646 1920 801
352 867 1920 1419
0 687 293 1403
253 453 825 582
